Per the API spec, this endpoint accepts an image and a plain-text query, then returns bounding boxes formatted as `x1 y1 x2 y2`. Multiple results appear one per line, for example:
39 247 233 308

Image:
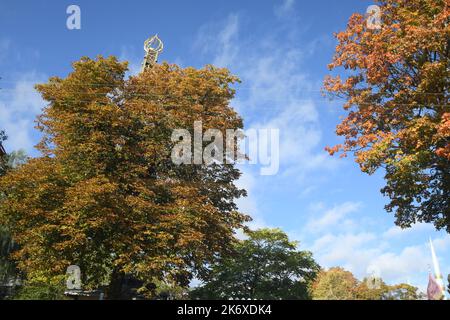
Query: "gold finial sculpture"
141 34 164 72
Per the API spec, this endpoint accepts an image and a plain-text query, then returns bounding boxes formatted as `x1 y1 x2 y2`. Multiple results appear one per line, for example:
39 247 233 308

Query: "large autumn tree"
0 56 250 298
191 228 320 300
324 0 450 231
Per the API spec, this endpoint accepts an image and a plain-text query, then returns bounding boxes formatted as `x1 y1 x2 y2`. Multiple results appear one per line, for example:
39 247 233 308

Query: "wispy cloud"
235 167 271 232
195 13 338 180
306 201 362 233
274 0 296 18
382 223 435 239
119 45 142 76
194 13 240 69
193 10 342 240
0 38 11 63
299 201 450 290
0 72 46 154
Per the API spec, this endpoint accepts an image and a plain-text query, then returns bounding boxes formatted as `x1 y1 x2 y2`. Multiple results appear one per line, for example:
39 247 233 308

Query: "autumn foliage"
310 267 420 300
324 0 450 231
0 57 250 296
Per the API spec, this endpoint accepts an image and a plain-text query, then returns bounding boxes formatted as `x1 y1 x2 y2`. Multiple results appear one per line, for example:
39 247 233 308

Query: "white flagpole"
429 237 446 299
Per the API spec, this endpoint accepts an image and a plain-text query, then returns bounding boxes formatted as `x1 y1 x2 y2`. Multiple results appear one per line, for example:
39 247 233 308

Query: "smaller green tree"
191 228 320 300
13 277 67 300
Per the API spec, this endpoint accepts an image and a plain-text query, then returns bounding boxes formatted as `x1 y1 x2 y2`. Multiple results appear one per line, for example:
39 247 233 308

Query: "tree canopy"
310 267 358 300
191 228 320 300
0 132 27 295
356 277 421 300
310 267 422 300
0 57 250 298
324 0 450 231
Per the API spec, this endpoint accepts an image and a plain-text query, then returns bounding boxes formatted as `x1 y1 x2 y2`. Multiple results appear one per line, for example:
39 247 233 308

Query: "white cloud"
235 168 257 215
235 167 271 231
300 201 450 290
310 230 430 286
0 72 46 153
311 232 378 267
433 236 450 252
0 39 11 63
382 223 435 239
371 245 430 281
194 13 240 69
212 14 240 68
274 0 295 17
306 201 362 233
119 46 142 76
195 13 339 179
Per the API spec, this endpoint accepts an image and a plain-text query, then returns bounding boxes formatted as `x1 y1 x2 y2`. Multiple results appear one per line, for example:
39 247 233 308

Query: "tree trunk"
107 268 126 300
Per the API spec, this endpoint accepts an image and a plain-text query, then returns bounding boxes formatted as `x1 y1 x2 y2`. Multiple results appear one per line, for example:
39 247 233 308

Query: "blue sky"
0 0 449 292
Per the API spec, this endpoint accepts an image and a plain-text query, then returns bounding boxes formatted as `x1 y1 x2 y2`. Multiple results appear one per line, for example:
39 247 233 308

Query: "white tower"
429 237 446 299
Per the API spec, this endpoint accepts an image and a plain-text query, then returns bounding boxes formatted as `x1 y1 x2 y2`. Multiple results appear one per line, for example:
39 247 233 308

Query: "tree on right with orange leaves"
324 0 450 232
